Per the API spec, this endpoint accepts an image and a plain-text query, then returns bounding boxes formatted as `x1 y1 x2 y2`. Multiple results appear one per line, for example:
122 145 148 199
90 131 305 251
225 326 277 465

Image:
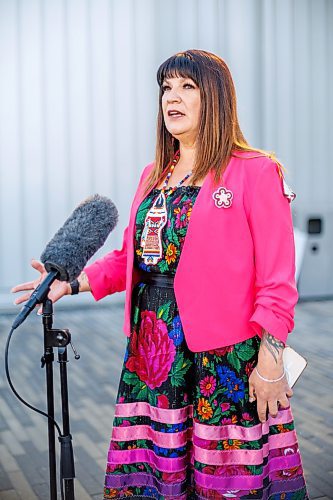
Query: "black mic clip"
41 299 80 367
44 327 71 349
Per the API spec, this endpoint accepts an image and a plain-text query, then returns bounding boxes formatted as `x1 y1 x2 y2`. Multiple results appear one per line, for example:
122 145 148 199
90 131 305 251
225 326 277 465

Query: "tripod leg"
58 346 75 500
43 348 57 500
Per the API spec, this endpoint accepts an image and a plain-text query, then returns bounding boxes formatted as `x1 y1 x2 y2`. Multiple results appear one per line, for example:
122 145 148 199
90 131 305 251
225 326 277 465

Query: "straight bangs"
156 53 200 88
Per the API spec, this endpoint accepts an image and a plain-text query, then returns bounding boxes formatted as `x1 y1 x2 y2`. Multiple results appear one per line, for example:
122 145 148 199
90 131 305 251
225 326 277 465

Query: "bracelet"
70 279 80 295
255 367 285 383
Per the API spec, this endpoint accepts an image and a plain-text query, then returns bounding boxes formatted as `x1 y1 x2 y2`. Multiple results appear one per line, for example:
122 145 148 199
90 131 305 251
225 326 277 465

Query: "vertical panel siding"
0 0 24 285
261 0 276 151
226 0 262 146
328 0 333 192
197 0 219 52
275 0 294 170
66 0 93 203
309 0 328 205
19 0 47 275
42 0 72 237
89 0 114 198
133 0 157 169
293 0 312 199
0 0 331 306
109 0 137 243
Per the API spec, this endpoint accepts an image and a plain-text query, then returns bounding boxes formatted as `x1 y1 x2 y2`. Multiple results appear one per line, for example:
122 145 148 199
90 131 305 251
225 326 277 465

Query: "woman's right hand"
11 259 71 314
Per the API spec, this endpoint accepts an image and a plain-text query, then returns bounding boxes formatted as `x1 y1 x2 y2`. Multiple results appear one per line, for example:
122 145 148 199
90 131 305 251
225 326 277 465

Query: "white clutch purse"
283 346 308 388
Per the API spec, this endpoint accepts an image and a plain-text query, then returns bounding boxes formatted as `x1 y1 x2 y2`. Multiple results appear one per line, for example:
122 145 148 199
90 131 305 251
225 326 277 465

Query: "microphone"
12 194 118 329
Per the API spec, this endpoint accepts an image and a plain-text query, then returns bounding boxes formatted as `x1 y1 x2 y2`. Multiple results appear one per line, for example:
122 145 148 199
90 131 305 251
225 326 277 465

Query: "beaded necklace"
161 151 193 197
140 152 193 265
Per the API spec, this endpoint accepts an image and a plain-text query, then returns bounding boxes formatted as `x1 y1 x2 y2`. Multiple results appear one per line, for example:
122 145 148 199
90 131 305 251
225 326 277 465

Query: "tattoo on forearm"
262 331 284 363
79 271 90 291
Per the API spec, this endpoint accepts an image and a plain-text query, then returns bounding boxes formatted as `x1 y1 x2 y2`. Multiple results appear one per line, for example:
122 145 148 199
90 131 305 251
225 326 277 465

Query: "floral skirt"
104 282 308 499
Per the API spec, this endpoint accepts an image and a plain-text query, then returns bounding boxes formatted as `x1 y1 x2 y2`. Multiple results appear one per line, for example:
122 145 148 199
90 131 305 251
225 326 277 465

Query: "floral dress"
104 186 308 499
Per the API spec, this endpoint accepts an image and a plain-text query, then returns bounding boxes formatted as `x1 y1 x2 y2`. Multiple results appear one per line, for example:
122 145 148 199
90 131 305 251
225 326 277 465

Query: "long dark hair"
144 49 280 193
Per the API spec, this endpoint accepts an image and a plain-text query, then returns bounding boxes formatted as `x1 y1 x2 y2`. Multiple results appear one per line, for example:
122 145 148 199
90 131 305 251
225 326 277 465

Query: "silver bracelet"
255 367 285 383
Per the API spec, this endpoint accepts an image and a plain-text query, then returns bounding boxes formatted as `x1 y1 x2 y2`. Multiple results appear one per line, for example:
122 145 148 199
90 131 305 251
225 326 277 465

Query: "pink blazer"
84 151 298 351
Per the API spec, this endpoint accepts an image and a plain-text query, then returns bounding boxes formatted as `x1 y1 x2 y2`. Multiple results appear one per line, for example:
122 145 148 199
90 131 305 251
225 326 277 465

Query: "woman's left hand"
248 365 293 423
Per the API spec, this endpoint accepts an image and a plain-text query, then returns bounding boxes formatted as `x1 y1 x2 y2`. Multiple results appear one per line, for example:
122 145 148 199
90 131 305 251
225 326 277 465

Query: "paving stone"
7 470 38 499
0 463 12 491
31 482 50 500
0 431 25 456
0 490 21 500
306 481 326 499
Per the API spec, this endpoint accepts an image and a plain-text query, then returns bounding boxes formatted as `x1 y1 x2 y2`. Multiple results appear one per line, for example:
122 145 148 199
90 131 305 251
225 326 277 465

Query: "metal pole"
42 300 57 500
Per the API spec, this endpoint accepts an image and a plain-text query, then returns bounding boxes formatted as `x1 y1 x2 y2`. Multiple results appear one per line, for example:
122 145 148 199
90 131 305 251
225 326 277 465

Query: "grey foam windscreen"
40 194 118 282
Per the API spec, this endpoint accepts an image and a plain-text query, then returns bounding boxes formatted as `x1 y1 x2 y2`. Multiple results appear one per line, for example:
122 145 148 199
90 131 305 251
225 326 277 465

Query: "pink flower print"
208 345 234 356
245 361 255 378
157 394 169 408
110 441 120 450
125 311 176 389
220 402 231 413
221 418 232 425
174 200 192 228
106 463 118 473
214 465 250 477
119 420 131 427
173 194 182 205
199 375 216 397
194 436 218 450
201 465 215 475
242 412 253 422
118 396 125 403
221 415 237 425
161 471 186 483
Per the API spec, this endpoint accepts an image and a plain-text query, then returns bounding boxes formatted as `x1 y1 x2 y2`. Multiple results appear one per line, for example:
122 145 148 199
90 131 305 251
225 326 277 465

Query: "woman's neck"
178 142 197 170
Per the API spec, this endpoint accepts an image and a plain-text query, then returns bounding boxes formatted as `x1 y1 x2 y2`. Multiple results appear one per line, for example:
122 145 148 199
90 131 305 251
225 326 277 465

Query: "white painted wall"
0 0 332 309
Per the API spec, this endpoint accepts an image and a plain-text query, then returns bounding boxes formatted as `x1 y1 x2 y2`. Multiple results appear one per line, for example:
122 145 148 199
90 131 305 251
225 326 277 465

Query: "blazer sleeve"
248 158 298 344
84 163 153 301
84 225 129 300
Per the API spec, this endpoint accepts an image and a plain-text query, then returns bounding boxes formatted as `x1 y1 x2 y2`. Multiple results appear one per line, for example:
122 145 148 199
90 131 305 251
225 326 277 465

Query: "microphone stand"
41 299 78 500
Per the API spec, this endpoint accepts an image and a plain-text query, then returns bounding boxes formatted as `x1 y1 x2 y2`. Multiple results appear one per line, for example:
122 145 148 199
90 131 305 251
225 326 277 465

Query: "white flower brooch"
212 186 233 208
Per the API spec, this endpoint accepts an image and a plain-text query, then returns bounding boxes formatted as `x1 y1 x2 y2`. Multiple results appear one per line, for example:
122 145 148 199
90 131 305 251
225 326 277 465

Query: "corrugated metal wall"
0 0 332 308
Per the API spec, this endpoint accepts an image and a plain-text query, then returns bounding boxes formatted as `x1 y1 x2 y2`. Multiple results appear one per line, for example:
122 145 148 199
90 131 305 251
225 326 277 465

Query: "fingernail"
37 312 42 316
249 397 255 403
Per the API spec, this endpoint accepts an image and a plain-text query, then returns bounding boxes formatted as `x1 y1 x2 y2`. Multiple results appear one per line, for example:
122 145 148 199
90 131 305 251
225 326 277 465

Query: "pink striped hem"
269 430 297 449
194 442 270 465
111 425 192 447
268 452 302 472
193 431 297 465
108 448 189 472
114 402 193 423
195 468 268 489
194 452 301 489
194 407 293 440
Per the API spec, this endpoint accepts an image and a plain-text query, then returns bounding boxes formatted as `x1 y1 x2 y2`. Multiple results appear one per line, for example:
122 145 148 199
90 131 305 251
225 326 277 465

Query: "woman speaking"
12 50 308 499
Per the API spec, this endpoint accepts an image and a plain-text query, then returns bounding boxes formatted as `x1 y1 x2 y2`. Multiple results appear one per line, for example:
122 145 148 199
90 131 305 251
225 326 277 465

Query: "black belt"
139 271 175 288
